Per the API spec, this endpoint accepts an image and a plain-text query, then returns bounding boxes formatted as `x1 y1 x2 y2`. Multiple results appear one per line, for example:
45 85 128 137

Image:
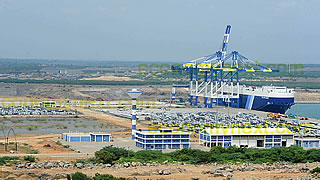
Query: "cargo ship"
219 86 295 114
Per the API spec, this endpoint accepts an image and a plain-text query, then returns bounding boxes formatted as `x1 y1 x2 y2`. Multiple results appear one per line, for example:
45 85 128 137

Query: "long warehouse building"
199 128 294 148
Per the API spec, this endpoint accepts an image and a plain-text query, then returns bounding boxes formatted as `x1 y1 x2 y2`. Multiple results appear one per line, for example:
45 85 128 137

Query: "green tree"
98 146 133 160
95 150 116 164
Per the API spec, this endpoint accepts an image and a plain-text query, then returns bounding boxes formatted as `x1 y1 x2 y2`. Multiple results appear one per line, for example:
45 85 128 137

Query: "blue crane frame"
171 25 278 108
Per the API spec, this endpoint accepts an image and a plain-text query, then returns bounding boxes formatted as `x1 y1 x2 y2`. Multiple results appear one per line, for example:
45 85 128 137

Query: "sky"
0 0 319 64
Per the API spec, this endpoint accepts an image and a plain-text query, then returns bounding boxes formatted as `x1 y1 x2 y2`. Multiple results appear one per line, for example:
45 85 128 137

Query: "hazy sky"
0 0 318 63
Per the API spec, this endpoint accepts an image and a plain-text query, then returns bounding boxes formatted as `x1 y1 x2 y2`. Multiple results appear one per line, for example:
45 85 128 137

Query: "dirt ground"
295 90 320 103
0 163 313 180
15 134 70 154
73 107 149 130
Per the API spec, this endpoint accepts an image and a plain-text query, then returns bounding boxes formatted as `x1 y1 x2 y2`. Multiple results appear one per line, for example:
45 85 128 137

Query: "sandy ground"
295 91 320 103
14 134 70 154
73 107 149 130
81 75 142 81
0 163 314 180
71 89 96 99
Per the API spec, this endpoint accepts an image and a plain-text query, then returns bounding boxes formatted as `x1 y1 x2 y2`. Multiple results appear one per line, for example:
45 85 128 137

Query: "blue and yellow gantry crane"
172 25 277 108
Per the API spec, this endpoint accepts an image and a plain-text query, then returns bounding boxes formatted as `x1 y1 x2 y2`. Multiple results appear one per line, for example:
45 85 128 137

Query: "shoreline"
294 101 320 104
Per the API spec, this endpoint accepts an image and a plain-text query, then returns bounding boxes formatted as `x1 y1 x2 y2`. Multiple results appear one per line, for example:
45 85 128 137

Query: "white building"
199 128 294 148
135 129 190 149
295 137 320 149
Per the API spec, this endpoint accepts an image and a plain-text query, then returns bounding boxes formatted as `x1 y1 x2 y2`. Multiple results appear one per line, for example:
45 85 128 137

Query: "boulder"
58 162 65 167
226 172 233 180
163 170 171 175
123 163 130 168
75 163 83 168
44 162 54 169
214 170 224 177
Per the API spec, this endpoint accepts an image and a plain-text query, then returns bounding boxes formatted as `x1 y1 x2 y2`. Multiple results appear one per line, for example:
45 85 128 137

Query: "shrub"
0 156 20 165
310 167 320 174
94 173 129 180
71 172 90 180
96 146 134 160
88 157 96 164
56 141 62 146
0 158 5 165
95 150 116 164
75 159 85 164
30 150 39 154
93 145 320 165
43 144 51 148
24 156 35 162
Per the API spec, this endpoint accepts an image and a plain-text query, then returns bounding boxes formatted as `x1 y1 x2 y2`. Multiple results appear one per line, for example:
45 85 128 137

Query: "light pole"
127 89 142 140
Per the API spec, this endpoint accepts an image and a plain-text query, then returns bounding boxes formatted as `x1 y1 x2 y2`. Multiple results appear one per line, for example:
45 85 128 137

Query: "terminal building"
199 128 294 148
61 132 111 142
135 129 190 149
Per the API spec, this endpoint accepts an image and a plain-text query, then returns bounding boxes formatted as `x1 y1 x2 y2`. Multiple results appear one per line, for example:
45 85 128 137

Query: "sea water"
287 104 320 120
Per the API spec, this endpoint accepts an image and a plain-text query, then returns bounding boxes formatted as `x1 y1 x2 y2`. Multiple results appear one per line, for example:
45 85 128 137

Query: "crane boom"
221 25 231 59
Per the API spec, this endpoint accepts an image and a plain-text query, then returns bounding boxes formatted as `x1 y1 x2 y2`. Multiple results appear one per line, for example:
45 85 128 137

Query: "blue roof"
128 91 142 93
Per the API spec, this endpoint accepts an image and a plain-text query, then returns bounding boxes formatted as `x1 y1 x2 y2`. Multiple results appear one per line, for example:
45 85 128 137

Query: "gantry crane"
172 25 277 108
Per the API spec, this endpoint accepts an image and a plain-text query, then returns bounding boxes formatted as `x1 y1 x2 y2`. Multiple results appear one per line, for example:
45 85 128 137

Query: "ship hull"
239 94 294 114
217 94 294 114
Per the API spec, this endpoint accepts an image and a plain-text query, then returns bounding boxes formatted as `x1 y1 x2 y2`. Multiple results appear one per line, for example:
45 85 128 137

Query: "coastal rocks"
14 161 72 170
75 163 83 168
213 170 224 177
201 170 211 174
226 172 234 180
158 169 171 175
299 167 310 173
